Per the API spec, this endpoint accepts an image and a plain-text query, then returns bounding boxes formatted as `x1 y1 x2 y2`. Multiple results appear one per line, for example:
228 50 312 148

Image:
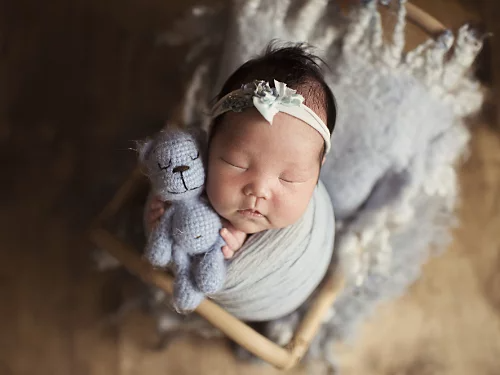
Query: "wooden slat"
405 2 447 36
89 228 296 369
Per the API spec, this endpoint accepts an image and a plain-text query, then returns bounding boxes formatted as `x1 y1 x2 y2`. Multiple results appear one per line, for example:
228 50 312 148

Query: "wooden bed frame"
89 3 446 370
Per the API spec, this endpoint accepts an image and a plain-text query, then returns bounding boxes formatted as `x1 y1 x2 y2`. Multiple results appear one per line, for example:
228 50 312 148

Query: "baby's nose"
243 180 271 200
173 165 190 173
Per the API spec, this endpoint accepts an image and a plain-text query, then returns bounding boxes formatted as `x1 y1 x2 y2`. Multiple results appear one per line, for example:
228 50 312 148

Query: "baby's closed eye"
279 173 311 184
220 157 248 170
279 176 299 184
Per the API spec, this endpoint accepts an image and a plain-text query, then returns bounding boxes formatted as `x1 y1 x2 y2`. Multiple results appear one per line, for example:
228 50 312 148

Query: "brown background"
1 1 499 374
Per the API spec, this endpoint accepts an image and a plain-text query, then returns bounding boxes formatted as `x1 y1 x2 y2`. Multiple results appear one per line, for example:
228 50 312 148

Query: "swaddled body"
139 128 226 312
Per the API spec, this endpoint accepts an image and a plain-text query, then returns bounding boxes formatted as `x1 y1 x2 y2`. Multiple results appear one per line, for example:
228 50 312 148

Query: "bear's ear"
136 138 155 164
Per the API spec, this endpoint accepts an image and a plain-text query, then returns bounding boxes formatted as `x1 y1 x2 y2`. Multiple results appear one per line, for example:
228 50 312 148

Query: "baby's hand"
146 195 166 232
220 220 247 259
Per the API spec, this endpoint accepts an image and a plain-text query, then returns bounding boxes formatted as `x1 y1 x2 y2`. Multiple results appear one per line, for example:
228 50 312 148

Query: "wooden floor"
1 1 499 374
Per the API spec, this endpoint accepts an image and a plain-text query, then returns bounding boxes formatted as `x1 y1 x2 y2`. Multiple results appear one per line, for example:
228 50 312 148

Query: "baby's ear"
136 138 155 164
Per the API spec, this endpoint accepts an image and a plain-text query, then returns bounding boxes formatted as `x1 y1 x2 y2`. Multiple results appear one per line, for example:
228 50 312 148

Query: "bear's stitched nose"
173 165 190 173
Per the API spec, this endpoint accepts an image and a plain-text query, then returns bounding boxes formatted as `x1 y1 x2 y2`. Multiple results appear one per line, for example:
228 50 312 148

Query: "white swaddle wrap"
212 180 335 321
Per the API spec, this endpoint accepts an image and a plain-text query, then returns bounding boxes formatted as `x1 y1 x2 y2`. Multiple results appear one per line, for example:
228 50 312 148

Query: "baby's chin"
230 220 266 234
229 215 295 234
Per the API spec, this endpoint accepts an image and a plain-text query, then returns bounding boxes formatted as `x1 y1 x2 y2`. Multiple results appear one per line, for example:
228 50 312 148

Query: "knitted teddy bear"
138 126 226 312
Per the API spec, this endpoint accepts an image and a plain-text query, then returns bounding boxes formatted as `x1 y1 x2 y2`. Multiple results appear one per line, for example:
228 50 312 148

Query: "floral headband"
210 79 331 154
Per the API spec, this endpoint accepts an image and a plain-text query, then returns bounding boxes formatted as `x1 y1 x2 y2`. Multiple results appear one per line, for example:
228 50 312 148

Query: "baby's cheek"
207 171 235 212
206 178 222 211
273 189 313 226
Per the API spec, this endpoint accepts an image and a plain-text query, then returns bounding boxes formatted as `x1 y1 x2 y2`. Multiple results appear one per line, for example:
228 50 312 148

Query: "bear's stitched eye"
195 235 202 239
158 160 171 171
191 151 200 161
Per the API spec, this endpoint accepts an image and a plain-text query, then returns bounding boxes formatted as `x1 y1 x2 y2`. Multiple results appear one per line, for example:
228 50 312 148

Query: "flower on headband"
251 80 305 123
273 80 304 106
250 81 277 102
213 79 305 122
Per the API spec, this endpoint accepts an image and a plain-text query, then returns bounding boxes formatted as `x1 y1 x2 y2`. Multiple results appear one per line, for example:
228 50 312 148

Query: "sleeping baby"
147 43 337 261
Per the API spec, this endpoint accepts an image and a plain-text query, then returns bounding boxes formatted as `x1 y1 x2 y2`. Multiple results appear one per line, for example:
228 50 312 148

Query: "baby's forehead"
211 110 324 161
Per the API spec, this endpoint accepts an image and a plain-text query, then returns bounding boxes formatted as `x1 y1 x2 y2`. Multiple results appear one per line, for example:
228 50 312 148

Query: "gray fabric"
212 180 335 321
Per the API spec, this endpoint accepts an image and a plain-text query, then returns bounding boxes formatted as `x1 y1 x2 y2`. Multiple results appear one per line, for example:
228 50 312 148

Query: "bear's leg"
172 246 204 313
145 211 173 267
195 247 226 294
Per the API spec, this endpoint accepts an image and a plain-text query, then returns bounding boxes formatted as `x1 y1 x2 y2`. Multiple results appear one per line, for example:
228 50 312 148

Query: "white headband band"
210 80 331 154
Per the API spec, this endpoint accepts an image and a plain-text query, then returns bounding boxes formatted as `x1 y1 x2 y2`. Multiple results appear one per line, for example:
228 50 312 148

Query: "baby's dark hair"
211 42 337 158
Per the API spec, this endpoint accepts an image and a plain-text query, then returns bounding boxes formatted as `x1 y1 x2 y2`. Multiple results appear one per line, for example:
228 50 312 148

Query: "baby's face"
206 109 324 234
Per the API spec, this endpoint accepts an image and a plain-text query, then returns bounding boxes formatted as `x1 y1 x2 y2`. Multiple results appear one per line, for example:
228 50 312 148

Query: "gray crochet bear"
138 127 226 312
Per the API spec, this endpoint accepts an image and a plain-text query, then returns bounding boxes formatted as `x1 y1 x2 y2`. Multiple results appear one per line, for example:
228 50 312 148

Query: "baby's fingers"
222 246 234 259
220 228 240 251
150 197 164 210
223 222 247 246
148 207 164 224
